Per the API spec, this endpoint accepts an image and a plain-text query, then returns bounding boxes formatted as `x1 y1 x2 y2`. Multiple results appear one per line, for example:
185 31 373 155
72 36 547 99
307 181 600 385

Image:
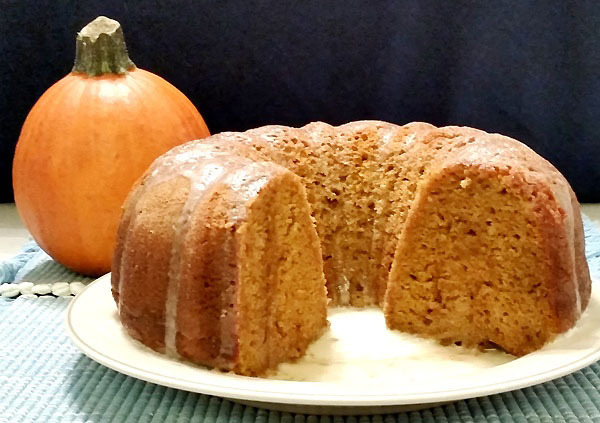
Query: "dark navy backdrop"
1 1 599 202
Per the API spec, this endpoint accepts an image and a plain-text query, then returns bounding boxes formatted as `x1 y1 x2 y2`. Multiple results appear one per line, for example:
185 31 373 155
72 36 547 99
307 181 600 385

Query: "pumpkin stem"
72 16 136 76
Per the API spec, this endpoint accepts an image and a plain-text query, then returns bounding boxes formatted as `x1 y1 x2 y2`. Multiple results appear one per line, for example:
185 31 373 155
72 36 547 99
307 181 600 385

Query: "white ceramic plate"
66 274 600 415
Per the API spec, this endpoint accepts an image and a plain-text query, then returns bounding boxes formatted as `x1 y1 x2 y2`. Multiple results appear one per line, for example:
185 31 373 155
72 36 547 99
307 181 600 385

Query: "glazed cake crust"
112 145 328 374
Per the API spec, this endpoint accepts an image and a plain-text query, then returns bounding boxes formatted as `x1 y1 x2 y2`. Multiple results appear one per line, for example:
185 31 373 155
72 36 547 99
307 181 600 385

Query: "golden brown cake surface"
112 121 591 375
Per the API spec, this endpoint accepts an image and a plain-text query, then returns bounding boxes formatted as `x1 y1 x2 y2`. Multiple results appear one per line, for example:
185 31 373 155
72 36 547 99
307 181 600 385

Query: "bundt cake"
111 120 591 376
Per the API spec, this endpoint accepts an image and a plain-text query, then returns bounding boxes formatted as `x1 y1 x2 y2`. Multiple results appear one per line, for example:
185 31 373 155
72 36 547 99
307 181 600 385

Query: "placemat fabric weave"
1 216 599 422
0 240 93 298
3 296 600 422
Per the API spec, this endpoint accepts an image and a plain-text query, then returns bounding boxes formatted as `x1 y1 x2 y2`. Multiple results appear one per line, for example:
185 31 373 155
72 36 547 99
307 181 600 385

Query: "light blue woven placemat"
1 216 600 422
3 295 600 423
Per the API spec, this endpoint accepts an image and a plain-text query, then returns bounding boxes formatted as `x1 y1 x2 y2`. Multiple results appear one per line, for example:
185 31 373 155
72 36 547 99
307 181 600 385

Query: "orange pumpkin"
13 16 210 276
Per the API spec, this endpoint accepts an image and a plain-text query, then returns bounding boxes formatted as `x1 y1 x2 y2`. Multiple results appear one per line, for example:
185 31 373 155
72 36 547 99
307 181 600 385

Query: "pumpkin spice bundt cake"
111 121 591 376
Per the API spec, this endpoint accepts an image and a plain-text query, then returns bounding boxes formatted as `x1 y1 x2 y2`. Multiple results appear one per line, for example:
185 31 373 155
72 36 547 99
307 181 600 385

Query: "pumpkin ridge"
139 69 208 132
133 69 208 142
13 76 79 257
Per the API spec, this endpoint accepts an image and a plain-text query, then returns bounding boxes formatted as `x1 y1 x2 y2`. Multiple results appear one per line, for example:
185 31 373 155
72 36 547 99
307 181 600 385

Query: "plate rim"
65 273 600 407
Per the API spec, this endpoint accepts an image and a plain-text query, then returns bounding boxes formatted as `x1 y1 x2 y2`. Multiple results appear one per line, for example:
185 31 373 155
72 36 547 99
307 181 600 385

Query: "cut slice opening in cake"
384 164 561 355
